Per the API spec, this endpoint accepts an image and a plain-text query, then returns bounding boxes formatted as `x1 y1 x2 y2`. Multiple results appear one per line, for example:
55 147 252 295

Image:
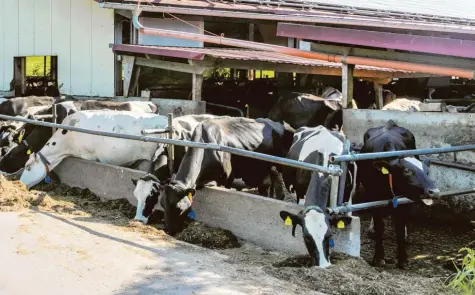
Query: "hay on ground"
176 221 241 249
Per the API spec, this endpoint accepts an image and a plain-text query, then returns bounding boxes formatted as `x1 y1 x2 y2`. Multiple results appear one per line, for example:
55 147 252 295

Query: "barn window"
13 56 59 97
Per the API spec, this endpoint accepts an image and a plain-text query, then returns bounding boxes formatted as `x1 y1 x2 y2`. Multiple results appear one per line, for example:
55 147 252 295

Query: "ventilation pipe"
131 10 475 79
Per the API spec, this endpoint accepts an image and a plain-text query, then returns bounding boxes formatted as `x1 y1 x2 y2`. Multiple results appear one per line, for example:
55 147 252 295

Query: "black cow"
279 126 353 267
0 101 77 173
358 120 439 269
267 87 357 132
137 117 294 235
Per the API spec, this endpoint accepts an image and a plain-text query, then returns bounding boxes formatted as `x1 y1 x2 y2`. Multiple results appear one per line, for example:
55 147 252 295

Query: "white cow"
20 110 168 189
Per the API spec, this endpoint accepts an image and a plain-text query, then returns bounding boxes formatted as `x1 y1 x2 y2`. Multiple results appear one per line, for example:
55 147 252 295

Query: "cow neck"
174 144 205 189
37 151 51 174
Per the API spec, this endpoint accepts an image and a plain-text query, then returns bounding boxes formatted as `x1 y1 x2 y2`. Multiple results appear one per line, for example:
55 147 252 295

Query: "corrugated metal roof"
112 44 412 74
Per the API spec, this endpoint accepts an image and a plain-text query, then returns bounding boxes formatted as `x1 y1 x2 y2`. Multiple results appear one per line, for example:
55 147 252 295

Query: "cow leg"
371 212 386 266
394 208 409 269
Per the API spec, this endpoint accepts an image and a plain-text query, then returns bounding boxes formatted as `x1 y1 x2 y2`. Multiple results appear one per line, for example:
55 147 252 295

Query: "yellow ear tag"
381 167 389 175
26 149 31 155
285 216 292 226
187 192 193 203
337 220 345 229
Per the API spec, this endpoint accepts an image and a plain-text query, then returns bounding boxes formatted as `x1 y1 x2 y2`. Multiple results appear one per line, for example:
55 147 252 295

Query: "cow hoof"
397 261 409 270
371 258 386 267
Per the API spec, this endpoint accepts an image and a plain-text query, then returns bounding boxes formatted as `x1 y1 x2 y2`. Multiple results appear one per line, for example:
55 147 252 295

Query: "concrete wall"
0 0 115 97
53 157 360 257
343 109 475 225
150 98 206 117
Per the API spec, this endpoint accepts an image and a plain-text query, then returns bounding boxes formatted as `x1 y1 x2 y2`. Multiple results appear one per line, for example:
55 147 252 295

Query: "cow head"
20 152 50 190
131 174 164 224
161 181 196 236
372 157 439 205
0 140 32 174
279 207 352 268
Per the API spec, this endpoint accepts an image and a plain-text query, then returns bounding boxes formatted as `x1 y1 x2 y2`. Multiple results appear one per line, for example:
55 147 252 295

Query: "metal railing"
0 113 342 176
330 144 475 163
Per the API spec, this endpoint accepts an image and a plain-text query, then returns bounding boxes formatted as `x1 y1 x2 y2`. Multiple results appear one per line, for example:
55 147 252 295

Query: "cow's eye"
404 168 412 175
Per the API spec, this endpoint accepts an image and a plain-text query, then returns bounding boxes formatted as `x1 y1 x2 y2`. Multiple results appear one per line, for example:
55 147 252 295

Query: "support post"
248 23 255 80
192 74 203 101
122 56 136 98
52 104 57 135
167 113 175 175
329 174 339 208
374 82 384 109
130 66 141 97
342 63 354 108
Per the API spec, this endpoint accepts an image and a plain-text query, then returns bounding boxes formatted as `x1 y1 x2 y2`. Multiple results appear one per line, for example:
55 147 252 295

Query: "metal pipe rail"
330 144 475 163
326 188 475 215
32 115 54 120
141 128 171 135
0 113 342 176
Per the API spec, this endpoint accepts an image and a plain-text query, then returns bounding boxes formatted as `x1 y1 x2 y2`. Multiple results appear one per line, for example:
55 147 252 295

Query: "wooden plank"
70 0 92 96
18 0 35 56
3 0 19 89
342 63 354 109
130 66 141 97
51 0 71 95
278 23 475 59
194 58 430 78
122 55 135 97
135 57 209 74
91 3 114 97
374 82 383 109
35 0 52 55
310 43 475 71
192 74 203 101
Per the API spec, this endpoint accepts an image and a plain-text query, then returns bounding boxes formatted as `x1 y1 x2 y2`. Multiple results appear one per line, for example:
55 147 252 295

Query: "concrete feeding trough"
52 157 361 257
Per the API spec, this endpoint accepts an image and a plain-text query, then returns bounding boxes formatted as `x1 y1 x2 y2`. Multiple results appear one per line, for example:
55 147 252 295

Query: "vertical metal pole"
342 63 354 108
337 139 351 206
52 104 57 135
167 113 174 175
329 173 339 208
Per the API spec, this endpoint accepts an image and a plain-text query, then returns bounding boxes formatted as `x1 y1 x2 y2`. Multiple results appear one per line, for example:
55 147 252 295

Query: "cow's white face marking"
404 157 424 171
20 153 47 189
304 210 331 268
133 179 155 223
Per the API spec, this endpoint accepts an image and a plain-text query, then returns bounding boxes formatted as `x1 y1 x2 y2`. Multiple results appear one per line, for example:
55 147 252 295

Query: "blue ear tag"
392 197 398 208
329 238 335 248
44 176 51 184
187 210 196 220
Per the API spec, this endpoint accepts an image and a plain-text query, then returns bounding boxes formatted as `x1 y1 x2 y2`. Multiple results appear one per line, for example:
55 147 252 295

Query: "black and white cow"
358 120 439 269
0 101 77 174
0 96 56 118
137 117 294 235
279 126 353 267
19 110 169 189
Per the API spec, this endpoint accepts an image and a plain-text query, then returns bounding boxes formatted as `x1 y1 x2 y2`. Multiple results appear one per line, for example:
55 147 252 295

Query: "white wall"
0 0 115 97
138 17 204 47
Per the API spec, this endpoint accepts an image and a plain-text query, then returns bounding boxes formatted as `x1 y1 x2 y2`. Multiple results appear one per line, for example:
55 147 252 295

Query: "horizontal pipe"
141 128 171 135
424 99 475 104
327 188 475 214
426 159 475 173
33 115 54 120
100 2 475 35
205 102 244 117
0 113 342 176
330 144 475 163
131 11 475 79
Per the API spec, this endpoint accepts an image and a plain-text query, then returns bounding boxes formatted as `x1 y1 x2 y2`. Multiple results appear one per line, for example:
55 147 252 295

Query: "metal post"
329 173 339 208
52 104 57 135
168 113 174 175
337 139 350 206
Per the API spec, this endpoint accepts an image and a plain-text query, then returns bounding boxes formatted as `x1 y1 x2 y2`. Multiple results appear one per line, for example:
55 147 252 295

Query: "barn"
3 0 474 111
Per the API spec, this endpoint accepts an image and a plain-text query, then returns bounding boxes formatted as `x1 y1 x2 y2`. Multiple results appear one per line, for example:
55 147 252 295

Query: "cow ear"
372 161 391 175
131 179 138 186
330 215 353 227
185 188 196 197
279 210 302 237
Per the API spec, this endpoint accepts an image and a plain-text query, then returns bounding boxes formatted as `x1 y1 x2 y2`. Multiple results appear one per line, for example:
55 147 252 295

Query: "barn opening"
13 56 59 97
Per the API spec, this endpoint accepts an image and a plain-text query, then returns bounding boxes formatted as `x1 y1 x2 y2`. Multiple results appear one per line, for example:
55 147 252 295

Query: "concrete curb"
53 157 360 256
